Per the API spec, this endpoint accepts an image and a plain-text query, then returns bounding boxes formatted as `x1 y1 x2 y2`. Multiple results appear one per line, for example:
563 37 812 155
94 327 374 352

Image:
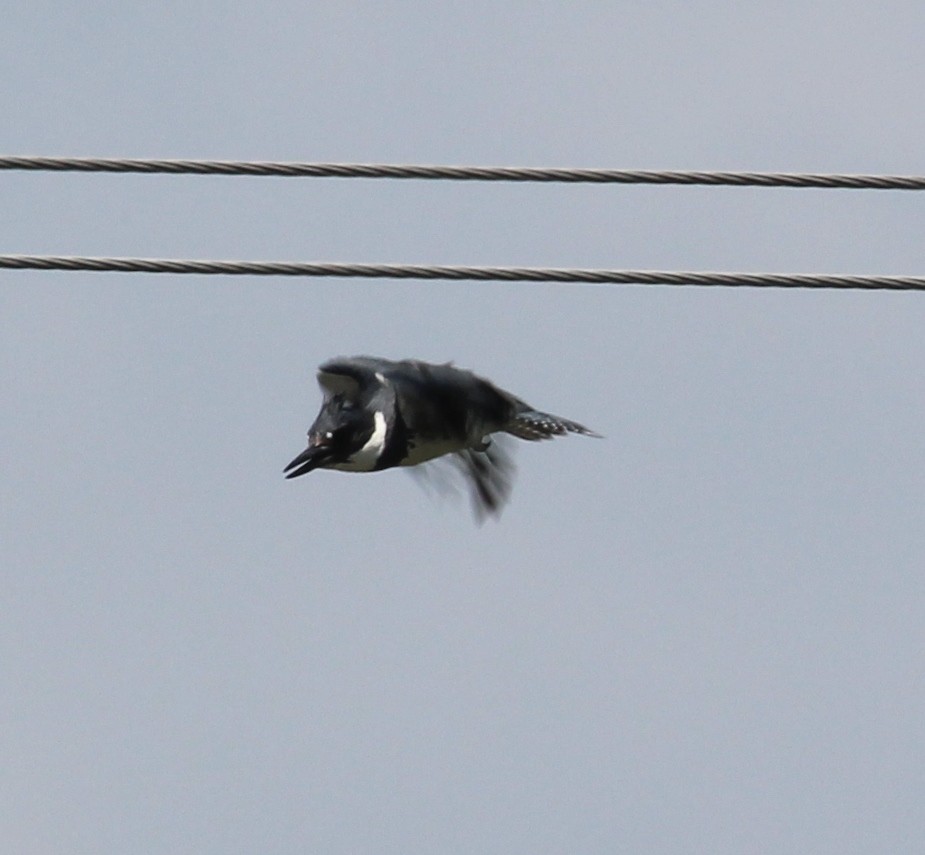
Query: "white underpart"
330 410 388 472
400 437 469 466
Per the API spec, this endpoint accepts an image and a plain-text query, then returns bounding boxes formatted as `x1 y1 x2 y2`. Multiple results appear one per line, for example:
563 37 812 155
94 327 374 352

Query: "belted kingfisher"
284 356 599 518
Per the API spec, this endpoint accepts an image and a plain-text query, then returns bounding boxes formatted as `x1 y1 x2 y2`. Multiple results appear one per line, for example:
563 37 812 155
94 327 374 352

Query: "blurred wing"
452 440 515 522
408 437 516 523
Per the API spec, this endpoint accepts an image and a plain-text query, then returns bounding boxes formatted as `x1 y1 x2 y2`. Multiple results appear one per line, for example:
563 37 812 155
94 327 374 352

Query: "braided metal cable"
2 254 924 290
3 155 925 190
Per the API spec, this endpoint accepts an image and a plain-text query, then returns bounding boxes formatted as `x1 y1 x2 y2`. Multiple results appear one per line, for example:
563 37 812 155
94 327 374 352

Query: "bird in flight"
284 356 599 518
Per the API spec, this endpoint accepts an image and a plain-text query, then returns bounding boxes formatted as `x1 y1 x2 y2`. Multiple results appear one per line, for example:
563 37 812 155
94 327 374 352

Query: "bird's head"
283 395 373 478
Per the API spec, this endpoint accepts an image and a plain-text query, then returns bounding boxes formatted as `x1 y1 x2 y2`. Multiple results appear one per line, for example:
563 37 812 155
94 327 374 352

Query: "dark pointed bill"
283 443 332 479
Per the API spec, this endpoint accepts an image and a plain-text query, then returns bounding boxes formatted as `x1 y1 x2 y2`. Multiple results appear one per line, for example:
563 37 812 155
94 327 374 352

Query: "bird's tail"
504 409 601 441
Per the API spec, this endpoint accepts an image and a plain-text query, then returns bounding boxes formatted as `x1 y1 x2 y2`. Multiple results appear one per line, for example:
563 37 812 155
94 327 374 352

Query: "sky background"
3 3 925 853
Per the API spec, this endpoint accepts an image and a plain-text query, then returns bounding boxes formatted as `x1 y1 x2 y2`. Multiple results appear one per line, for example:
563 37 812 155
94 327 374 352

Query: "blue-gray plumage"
284 356 599 518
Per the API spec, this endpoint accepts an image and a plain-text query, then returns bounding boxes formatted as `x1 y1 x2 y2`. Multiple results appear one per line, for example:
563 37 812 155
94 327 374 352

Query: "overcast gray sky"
3 3 925 853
